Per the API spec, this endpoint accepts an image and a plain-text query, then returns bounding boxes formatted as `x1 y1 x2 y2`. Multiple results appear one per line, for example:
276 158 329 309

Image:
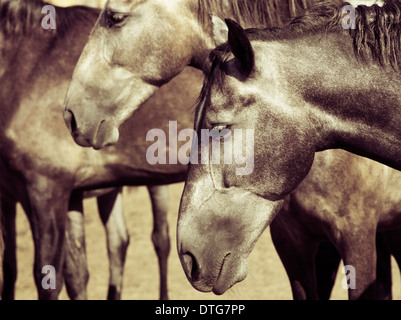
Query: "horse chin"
92 120 120 150
189 255 248 295
212 256 248 295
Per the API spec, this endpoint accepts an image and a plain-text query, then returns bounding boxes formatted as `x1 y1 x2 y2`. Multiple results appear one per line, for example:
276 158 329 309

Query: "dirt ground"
13 183 401 300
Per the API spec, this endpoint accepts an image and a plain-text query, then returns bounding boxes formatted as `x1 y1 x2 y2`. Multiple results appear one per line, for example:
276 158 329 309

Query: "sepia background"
13 0 400 300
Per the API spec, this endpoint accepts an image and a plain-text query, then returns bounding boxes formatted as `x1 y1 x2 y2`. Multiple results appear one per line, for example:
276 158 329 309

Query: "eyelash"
106 12 129 28
211 124 232 141
212 125 228 131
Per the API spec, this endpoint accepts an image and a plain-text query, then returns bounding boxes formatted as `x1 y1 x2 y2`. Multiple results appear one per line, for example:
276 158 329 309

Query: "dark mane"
198 0 335 28
196 0 401 124
0 0 100 37
203 0 401 90
247 0 401 68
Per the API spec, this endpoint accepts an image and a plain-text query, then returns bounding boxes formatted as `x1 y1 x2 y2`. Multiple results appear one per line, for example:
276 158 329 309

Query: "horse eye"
107 12 128 28
212 125 228 132
211 125 232 141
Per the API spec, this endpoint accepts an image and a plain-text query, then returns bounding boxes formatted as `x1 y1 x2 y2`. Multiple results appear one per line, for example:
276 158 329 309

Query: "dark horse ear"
225 18 254 77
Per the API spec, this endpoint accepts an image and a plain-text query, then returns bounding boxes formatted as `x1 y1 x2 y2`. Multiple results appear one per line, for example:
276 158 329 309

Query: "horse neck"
0 7 99 134
283 33 401 170
0 34 41 133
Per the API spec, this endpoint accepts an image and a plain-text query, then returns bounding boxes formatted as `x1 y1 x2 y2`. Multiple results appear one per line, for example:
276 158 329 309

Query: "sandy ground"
13 183 401 300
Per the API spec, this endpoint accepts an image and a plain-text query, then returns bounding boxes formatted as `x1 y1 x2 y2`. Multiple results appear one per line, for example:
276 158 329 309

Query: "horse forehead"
251 41 285 77
208 41 287 110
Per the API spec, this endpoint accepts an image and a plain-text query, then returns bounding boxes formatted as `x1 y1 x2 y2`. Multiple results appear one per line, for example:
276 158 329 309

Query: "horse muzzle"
63 109 119 149
177 184 284 295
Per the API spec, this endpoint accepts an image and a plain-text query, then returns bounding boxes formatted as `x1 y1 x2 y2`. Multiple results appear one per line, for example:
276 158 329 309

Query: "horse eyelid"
107 12 130 28
211 125 232 140
211 124 229 130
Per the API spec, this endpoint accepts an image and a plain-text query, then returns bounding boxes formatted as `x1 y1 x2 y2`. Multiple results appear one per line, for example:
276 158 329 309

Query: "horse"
270 149 401 299
62 0 401 299
52 0 344 299
0 0 202 299
63 0 324 148
0 1 169 300
175 1 401 299
3 0 336 300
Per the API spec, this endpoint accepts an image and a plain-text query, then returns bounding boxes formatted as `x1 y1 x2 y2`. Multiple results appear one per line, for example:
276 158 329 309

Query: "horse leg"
338 227 377 300
375 232 392 300
380 228 401 297
23 181 70 300
316 231 389 300
1 196 17 300
64 190 89 300
381 228 401 266
97 187 129 300
270 202 319 300
0 194 4 299
147 185 170 300
315 241 341 300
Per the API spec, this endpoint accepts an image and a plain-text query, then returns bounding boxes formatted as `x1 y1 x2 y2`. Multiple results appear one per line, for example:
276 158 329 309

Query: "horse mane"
204 0 401 85
250 0 401 69
351 0 401 68
0 0 99 37
197 0 330 28
197 0 401 120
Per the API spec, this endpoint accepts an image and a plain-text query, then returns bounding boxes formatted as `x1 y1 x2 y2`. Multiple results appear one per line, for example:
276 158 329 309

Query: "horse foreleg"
270 205 319 300
375 232 392 300
147 185 170 300
338 227 377 300
1 196 17 300
315 241 341 300
64 190 89 300
380 228 401 297
97 187 129 300
24 181 70 300
0 193 5 299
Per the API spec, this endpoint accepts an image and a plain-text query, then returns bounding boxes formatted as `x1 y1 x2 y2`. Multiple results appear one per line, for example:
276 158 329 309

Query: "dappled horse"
271 149 401 299
0 0 176 300
63 0 323 148
62 0 349 298
63 0 401 299
2 0 327 300
0 0 201 299
176 2 401 299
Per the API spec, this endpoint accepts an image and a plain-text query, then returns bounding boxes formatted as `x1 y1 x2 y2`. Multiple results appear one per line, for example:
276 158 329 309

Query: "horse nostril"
182 252 200 281
64 110 77 134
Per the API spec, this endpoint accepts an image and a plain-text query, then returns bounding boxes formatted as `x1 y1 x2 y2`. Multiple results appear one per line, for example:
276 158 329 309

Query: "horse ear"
225 18 254 77
210 14 228 46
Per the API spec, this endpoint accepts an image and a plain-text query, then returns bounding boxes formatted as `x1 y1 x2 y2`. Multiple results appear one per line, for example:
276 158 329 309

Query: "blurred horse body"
271 149 401 299
0 0 199 299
